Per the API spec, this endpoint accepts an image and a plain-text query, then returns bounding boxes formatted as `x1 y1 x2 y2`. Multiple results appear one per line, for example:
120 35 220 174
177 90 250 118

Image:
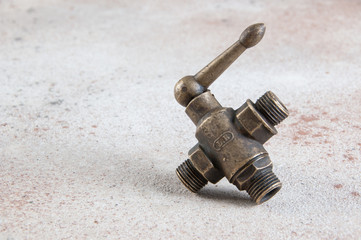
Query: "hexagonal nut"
233 153 273 190
235 100 277 144
188 144 223 184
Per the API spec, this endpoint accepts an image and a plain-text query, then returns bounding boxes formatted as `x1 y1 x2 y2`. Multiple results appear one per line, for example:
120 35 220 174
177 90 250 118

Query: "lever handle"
195 23 266 88
174 23 266 107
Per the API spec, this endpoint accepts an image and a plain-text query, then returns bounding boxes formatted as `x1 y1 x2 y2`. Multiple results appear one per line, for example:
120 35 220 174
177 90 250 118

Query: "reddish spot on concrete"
343 154 355 163
89 132 95 135
351 191 360 197
92 125 97 128
34 127 39 132
292 135 300 141
313 106 320 110
330 118 339 122
322 112 327 115
0 123 7 127
289 109 299 115
11 199 27 210
297 130 310 135
334 184 343 189
300 115 319 122
312 133 322 138
62 126 69 129
352 125 361 130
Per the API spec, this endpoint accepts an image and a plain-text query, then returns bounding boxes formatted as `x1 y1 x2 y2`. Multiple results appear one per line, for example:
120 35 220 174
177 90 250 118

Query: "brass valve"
174 23 289 204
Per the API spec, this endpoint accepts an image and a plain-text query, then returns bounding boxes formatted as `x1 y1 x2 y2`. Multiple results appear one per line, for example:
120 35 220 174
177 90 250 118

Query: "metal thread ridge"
255 91 289 126
246 170 282 204
176 159 208 192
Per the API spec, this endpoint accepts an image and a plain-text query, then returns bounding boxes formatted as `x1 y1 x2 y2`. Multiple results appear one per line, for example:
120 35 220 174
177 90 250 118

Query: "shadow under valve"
174 23 289 204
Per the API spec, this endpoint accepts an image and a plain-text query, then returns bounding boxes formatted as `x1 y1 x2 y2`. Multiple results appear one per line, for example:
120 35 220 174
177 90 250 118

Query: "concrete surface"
1 0 360 239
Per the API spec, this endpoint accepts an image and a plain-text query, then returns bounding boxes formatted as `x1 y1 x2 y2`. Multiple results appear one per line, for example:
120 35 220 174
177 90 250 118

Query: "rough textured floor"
1 0 360 239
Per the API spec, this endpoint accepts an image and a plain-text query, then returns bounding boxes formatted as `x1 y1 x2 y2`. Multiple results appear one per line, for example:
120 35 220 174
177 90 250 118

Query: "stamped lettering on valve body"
213 131 234 151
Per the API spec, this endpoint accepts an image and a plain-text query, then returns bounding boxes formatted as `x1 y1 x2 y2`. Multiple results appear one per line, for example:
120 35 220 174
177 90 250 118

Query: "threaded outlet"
246 170 282 204
176 159 208 192
255 91 289 126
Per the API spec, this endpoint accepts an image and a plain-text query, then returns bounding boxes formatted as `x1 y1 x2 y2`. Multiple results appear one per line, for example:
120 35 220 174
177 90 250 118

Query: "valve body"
175 23 289 204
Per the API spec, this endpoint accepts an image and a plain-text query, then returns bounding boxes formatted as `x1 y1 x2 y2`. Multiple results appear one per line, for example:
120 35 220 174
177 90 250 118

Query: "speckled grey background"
1 0 360 239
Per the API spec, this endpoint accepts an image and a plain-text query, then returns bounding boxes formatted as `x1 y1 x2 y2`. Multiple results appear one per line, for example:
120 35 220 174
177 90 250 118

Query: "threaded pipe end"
246 170 282 204
176 159 208 193
255 91 289 126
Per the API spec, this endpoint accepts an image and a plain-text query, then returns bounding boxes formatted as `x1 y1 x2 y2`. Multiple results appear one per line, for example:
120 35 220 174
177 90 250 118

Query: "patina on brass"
175 23 289 204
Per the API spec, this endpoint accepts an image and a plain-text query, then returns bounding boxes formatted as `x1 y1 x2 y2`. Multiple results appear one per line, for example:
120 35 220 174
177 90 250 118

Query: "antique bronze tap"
175 23 289 204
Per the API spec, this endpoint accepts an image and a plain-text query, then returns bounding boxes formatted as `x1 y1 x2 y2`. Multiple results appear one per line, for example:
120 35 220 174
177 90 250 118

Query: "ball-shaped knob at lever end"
239 23 266 48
